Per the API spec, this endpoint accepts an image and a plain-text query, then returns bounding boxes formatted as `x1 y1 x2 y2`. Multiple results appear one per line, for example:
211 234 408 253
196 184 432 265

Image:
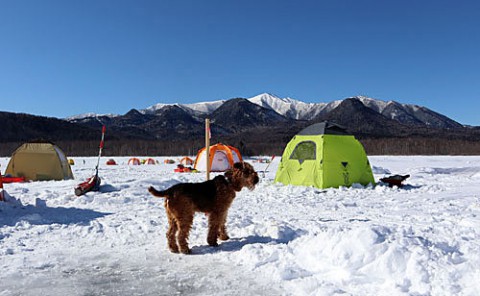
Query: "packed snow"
1 155 479 295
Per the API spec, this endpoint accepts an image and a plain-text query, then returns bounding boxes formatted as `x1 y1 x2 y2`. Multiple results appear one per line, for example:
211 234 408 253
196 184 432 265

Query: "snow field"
1 156 479 295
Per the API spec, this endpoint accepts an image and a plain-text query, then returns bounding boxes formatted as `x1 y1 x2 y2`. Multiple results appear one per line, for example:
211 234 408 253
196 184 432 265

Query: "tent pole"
205 118 210 181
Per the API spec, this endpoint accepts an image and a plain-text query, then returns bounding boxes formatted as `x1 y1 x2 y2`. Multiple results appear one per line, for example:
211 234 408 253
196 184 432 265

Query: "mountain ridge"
2 94 479 156
67 93 464 130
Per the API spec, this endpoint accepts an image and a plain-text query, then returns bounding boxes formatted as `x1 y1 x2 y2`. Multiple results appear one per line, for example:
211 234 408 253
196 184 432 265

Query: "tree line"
1 137 479 157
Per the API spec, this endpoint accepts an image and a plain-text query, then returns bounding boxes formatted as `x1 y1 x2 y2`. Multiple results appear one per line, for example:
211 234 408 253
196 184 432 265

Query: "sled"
174 164 197 173
1 176 26 183
74 175 101 196
174 168 197 173
74 125 106 196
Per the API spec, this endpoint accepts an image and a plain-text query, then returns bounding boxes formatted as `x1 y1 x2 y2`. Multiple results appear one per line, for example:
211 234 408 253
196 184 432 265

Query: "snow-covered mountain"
246 93 462 128
142 100 226 118
137 93 339 121
4 93 478 156
66 112 119 120
67 93 463 129
356 96 462 128
247 93 327 120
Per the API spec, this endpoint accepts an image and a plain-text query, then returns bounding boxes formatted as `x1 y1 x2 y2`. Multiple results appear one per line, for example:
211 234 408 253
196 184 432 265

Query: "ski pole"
262 155 276 178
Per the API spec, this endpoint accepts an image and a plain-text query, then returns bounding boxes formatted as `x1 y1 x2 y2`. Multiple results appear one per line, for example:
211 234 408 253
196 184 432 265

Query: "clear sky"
1 0 479 125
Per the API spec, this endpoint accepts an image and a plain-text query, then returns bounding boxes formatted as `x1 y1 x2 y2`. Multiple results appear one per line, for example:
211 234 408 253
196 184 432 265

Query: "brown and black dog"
148 161 259 254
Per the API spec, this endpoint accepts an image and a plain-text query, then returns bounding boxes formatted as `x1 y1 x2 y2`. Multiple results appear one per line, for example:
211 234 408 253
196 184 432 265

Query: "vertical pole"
95 125 106 176
205 118 210 180
0 174 4 201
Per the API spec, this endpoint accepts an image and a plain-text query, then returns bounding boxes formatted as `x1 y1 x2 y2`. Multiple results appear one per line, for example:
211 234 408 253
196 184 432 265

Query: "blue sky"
1 0 479 125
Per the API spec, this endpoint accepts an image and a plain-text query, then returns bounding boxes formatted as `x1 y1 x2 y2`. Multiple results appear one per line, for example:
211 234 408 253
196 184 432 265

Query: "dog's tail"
148 186 170 198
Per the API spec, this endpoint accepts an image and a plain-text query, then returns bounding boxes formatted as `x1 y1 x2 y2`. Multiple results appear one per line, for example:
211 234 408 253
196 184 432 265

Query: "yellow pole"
205 118 210 180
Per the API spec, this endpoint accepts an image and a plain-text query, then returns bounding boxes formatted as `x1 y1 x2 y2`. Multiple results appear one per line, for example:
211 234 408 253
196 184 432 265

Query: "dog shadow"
0 200 111 230
190 235 292 255
400 184 422 190
377 182 422 190
98 184 121 193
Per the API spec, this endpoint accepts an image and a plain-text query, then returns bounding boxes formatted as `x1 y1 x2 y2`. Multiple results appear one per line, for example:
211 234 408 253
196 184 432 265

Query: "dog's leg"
166 210 179 253
177 214 193 254
207 213 221 247
218 216 230 241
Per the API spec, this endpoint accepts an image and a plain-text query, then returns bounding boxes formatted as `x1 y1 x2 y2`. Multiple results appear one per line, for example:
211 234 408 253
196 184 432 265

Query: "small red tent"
106 159 117 165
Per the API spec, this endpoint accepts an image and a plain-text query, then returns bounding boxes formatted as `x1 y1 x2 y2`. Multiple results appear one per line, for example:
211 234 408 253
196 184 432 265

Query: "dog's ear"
225 169 233 179
233 162 244 170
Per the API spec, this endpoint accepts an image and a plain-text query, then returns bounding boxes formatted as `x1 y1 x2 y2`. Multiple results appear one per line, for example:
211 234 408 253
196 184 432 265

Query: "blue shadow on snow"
0 203 110 228
190 235 294 255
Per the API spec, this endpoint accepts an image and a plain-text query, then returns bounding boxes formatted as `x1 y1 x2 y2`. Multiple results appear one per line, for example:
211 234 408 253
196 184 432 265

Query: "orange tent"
144 158 156 165
180 157 194 166
194 143 242 172
128 158 141 165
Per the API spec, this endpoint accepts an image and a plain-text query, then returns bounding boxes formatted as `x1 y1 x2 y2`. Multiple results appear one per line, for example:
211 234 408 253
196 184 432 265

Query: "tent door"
341 161 350 185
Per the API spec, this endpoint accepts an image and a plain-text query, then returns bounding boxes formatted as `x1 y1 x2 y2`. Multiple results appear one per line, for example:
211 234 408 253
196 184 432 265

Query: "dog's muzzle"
247 173 259 190
253 173 259 185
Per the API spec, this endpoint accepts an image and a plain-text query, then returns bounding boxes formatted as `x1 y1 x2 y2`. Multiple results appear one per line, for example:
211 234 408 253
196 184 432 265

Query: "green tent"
275 122 374 189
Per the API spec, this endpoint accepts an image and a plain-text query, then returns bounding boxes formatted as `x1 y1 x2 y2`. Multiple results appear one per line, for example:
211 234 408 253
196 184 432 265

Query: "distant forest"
2 137 480 157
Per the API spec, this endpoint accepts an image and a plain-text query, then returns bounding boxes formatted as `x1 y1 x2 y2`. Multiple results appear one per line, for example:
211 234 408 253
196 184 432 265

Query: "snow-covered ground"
1 155 479 296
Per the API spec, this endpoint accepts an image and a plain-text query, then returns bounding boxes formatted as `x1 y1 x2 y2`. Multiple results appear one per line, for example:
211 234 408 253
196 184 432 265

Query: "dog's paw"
180 248 191 254
219 234 230 241
168 244 180 253
207 240 219 247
